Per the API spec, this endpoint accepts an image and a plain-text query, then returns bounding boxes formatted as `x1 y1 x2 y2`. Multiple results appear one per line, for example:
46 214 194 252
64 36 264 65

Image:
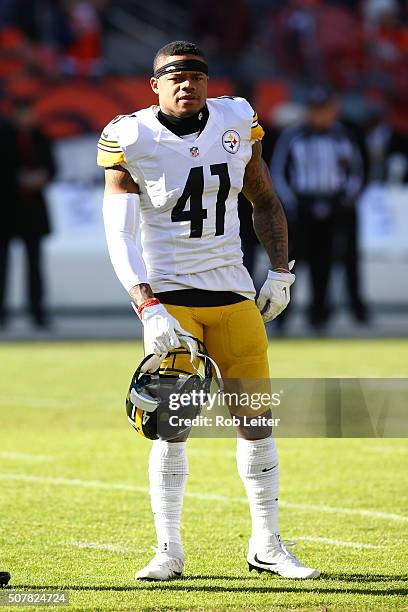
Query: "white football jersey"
98 97 264 298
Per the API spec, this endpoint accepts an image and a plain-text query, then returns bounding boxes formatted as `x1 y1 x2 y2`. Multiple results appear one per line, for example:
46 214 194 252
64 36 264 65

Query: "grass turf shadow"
9 579 408 598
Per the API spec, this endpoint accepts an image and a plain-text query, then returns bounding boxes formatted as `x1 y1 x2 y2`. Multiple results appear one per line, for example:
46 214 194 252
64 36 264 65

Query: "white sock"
236 436 279 548
148 440 188 558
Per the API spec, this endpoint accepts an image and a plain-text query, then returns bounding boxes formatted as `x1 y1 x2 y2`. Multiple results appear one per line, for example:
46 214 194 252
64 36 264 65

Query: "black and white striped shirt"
270 122 363 213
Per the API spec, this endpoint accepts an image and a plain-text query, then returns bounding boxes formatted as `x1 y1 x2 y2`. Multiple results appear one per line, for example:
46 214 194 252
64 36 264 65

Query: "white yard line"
367 446 407 454
0 452 54 462
69 537 386 553
0 473 147 493
1 473 407 523
68 540 145 554
296 536 386 549
0 451 54 463
279 500 408 522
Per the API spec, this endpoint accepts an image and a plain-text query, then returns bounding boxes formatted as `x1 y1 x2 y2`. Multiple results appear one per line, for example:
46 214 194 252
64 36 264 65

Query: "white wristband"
102 192 148 292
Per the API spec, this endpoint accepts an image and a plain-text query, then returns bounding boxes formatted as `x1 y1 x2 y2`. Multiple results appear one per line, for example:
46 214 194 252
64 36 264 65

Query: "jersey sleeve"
226 97 265 143
250 109 265 142
97 120 126 168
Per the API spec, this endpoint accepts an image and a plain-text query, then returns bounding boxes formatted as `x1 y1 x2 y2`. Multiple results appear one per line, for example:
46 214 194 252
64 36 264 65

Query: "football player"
97 40 319 580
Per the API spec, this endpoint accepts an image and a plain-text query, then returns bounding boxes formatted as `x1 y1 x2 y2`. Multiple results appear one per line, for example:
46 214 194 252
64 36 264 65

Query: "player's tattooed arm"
129 283 155 306
242 141 289 272
104 166 154 306
104 165 140 194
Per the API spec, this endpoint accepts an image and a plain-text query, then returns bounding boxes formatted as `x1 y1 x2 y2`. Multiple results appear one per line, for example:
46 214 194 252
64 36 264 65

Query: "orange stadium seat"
253 80 289 124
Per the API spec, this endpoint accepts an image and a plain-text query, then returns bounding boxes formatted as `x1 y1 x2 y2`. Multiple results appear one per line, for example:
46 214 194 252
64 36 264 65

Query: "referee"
271 86 368 329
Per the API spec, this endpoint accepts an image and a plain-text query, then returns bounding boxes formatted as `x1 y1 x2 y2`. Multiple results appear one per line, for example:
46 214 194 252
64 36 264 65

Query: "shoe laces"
275 535 304 567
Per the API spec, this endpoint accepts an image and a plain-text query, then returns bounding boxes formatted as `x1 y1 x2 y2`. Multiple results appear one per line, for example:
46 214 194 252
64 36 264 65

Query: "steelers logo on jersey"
222 130 241 154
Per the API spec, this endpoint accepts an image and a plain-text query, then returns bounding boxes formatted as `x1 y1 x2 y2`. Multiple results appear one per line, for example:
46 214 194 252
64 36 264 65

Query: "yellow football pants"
163 300 269 378
153 300 271 418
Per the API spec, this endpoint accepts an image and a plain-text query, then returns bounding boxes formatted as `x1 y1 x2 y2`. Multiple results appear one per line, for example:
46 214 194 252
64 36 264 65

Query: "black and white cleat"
0 572 11 587
247 534 320 579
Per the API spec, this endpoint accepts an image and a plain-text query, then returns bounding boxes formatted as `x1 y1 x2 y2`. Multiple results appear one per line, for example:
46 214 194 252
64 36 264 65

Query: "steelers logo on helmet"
126 338 222 441
222 130 240 154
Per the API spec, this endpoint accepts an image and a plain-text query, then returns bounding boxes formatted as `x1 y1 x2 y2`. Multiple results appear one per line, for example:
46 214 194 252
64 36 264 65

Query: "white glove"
139 353 164 374
257 260 296 323
140 303 195 356
140 333 199 375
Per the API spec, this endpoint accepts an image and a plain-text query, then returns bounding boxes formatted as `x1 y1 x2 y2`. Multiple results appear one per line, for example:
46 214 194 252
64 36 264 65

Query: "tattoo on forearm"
243 145 289 270
129 283 154 307
253 191 288 270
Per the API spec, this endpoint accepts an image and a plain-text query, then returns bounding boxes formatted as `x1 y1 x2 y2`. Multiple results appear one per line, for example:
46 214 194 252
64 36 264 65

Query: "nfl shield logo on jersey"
190 146 200 157
222 130 240 154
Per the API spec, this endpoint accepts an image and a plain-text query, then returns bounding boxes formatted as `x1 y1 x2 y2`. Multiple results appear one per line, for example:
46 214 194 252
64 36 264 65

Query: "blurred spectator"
270 86 368 330
0 26 35 79
263 0 323 82
261 0 363 88
363 0 408 89
363 100 408 182
191 0 252 76
363 102 392 182
61 0 106 76
1 0 65 45
0 99 55 329
0 1 70 76
0 24 60 79
316 3 363 89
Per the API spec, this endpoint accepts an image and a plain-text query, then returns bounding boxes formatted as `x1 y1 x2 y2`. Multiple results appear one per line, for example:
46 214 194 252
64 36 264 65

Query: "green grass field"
0 339 407 611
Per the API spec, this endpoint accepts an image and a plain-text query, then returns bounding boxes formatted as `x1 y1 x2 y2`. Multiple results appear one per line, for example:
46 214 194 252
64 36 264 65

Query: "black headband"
154 59 208 79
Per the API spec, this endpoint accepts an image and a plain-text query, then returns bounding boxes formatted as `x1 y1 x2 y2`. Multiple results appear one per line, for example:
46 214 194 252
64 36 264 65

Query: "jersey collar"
149 100 224 159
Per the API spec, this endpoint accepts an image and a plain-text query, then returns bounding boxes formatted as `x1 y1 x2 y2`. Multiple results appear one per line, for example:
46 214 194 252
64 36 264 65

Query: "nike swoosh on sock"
262 463 278 473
